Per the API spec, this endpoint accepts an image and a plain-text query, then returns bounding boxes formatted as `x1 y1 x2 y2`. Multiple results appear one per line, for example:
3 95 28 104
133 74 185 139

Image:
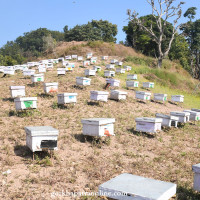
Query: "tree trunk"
157 57 163 68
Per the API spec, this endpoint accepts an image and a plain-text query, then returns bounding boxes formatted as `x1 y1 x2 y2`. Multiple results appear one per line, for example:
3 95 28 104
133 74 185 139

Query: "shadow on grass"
136 100 147 104
57 104 75 109
168 101 178 106
127 128 155 138
151 99 164 105
8 109 40 117
176 186 200 200
2 98 14 102
71 85 85 90
37 93 55 98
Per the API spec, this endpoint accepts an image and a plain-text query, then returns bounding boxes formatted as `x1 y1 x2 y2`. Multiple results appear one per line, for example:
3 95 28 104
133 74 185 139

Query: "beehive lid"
191 109 200 112
14 97 37 102
154 93 167 96
111 90 127 95
170 111 190 116
23 69 35 72
32 74 44 77
127 74 137 76
135 117 162 123
183 110 200 115
99 173 177 200
126 81 138 83
85 69 95 72
25 126 59 136
106 78 119 82
90 91 109 95
94 66 101 68
192 163 200 173
76 77 91 80
10 86 25 90
43 82 58 86
171 95 184 98
136 91 151 95
81 118 115 125
57 68 65 70
155 113 179 121
57 93 78 97
143 82 154 84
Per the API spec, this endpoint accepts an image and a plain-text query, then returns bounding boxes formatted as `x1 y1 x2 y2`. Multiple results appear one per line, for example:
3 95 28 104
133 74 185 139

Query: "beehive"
171 95 184 103
31 74 44 83
104 71 115 77
72 55 78 59
126 81 139 88
110 90 127 100
25 126 59 152
124 66 132 71
99 173 177 200
110 59 118 64
102 56 108 60
68 63 75 68
90 59 97 64
76 77 91 86
143 82 154 88
10 86 25 98
135 91 151 101
85 69 96 76
116 61 123 66
23 70 35 76
192 108 200 112
90 91 109 102
106 64 115 69
57 93 77 104
43 83 58 94
83 61 90 67
192 163 200 192
46 63 53 69
77 56 83 61
3 68 15 75
86 53 93 59
57 68 66 75
65 66 73 72
14 97 37 110
38 67 46 73
81 118 115 137
183 110 200 121
93 66 101 72
155 113 179 127
116 68 125 74
154 93 167 102
127 74 137 80
65 55 72 60
106 79 120 87
170 111 190 123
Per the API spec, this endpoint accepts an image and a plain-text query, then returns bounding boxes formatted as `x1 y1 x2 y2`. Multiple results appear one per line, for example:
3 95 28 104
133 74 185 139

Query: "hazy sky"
0 0 199 47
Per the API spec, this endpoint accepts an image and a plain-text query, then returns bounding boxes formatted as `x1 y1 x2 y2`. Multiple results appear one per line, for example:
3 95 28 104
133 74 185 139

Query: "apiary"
31 74 44 83
23 70 35 76
104 71 115 77
171 95 184 103
136 91 151 101
183 110 200 121
14 97 37 110
57 68 66 75
10 86 25 98
110 90 127 100
170 111 190 123
99 173 177 200
154 93 167 102
90 91 109 102
77 56 83 61
81 118 115 137
143 82 154 88
110 59 118 64
155 113 179 127
106 79 120 87
85 69 96 76
102 56 108 60
25 126 59 152
192 163 200 192
76 77 91 86
93 66 101 72
106 64 115 69
127 74 137 80
126 81 139 88
57 93 77 104
116 68 125 74
83 61 90 67
65 55 72 60
43 83 58 94
124 66 132 71
116 61 123 66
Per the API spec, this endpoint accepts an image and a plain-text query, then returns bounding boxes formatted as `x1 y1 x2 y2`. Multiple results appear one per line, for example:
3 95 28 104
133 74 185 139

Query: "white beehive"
43 82 58 94
136 91 151 101
156 113 179 127
57 68 66 75
38 67 46 73
65 66 73 72
31 74 44 83
25 126 59 152
127 74 137 80
90 59 97 64
170 111 190 123
116 68 126 74
99 173 177 200
4 69 15 75
46 63 53 69
143 82 154 88
40 60 48 64
93 66 101 72
57 93 77 104
81 118 115 137
83 61 90 67
126 81 139 88
171 95 184 103
102 56 108 60
192 163 200 192
135 117 162 133
62 60 69 67
90 91 109 102
77 56 83 61
65 55 72 60
10 86 25 98
72 55 78 59
23 70 35 76
53 59 59 64
14 97 37 110
106 79 120 87
124 66 132 71
76 77 91 86
85 69 96 76
86 53 93 59
116 61 123 66
106 64 115 69
27 62 36 67
110 90 127 101
154 93 167 102
183 110 200 121
110 59 118 64
104 71 115 77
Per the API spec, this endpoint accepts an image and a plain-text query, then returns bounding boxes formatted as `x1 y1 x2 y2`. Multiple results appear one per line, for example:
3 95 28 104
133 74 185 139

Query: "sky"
0 0 199 47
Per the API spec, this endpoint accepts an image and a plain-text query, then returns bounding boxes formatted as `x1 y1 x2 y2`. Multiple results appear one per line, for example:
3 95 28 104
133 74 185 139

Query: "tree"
42 35 57 54
127 0 185 68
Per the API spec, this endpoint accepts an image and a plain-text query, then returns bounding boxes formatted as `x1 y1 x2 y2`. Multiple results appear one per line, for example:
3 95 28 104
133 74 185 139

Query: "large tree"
127 0 185 68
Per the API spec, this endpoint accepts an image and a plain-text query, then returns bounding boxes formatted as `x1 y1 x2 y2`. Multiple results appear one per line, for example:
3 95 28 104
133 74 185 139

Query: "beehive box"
77 56 83 61
106 64 115 69
192 163 200 191
183 110 200 121
31 74 44 83
90 59 97 64
126 81 139 88
65 66 73 72
14 97 37 110
106 79 120 87
65 55 72 60
23 70 35 76
102 56 108 60
81 118 115 137
76 77 91 86
192 108 200 112
143 82 154 88
90 91 109 102
171 95 184 102
57 68 66 75
72 55 77 59
38 67 46 73
93 66 101 72
116 68 125 74
53 59 59 64
116 61 123 66
46 63 53 69
57 93 77 104
83 61 90 67
62 61 69 67
43 83 58 94
110 90 127 101
154 93 167 102
68 63 75 68
99 173 177 200
40 60 48 64
127 74 137 80
25 126 59 152
136 91 151 101
10 86 25 98
110 59 118 64
104 71 115 77
85 69 96 76
170 111 190 123
135 117 162 133
4 69 15 75
86 53 93 59
155 113 179 127
124 66 132 71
